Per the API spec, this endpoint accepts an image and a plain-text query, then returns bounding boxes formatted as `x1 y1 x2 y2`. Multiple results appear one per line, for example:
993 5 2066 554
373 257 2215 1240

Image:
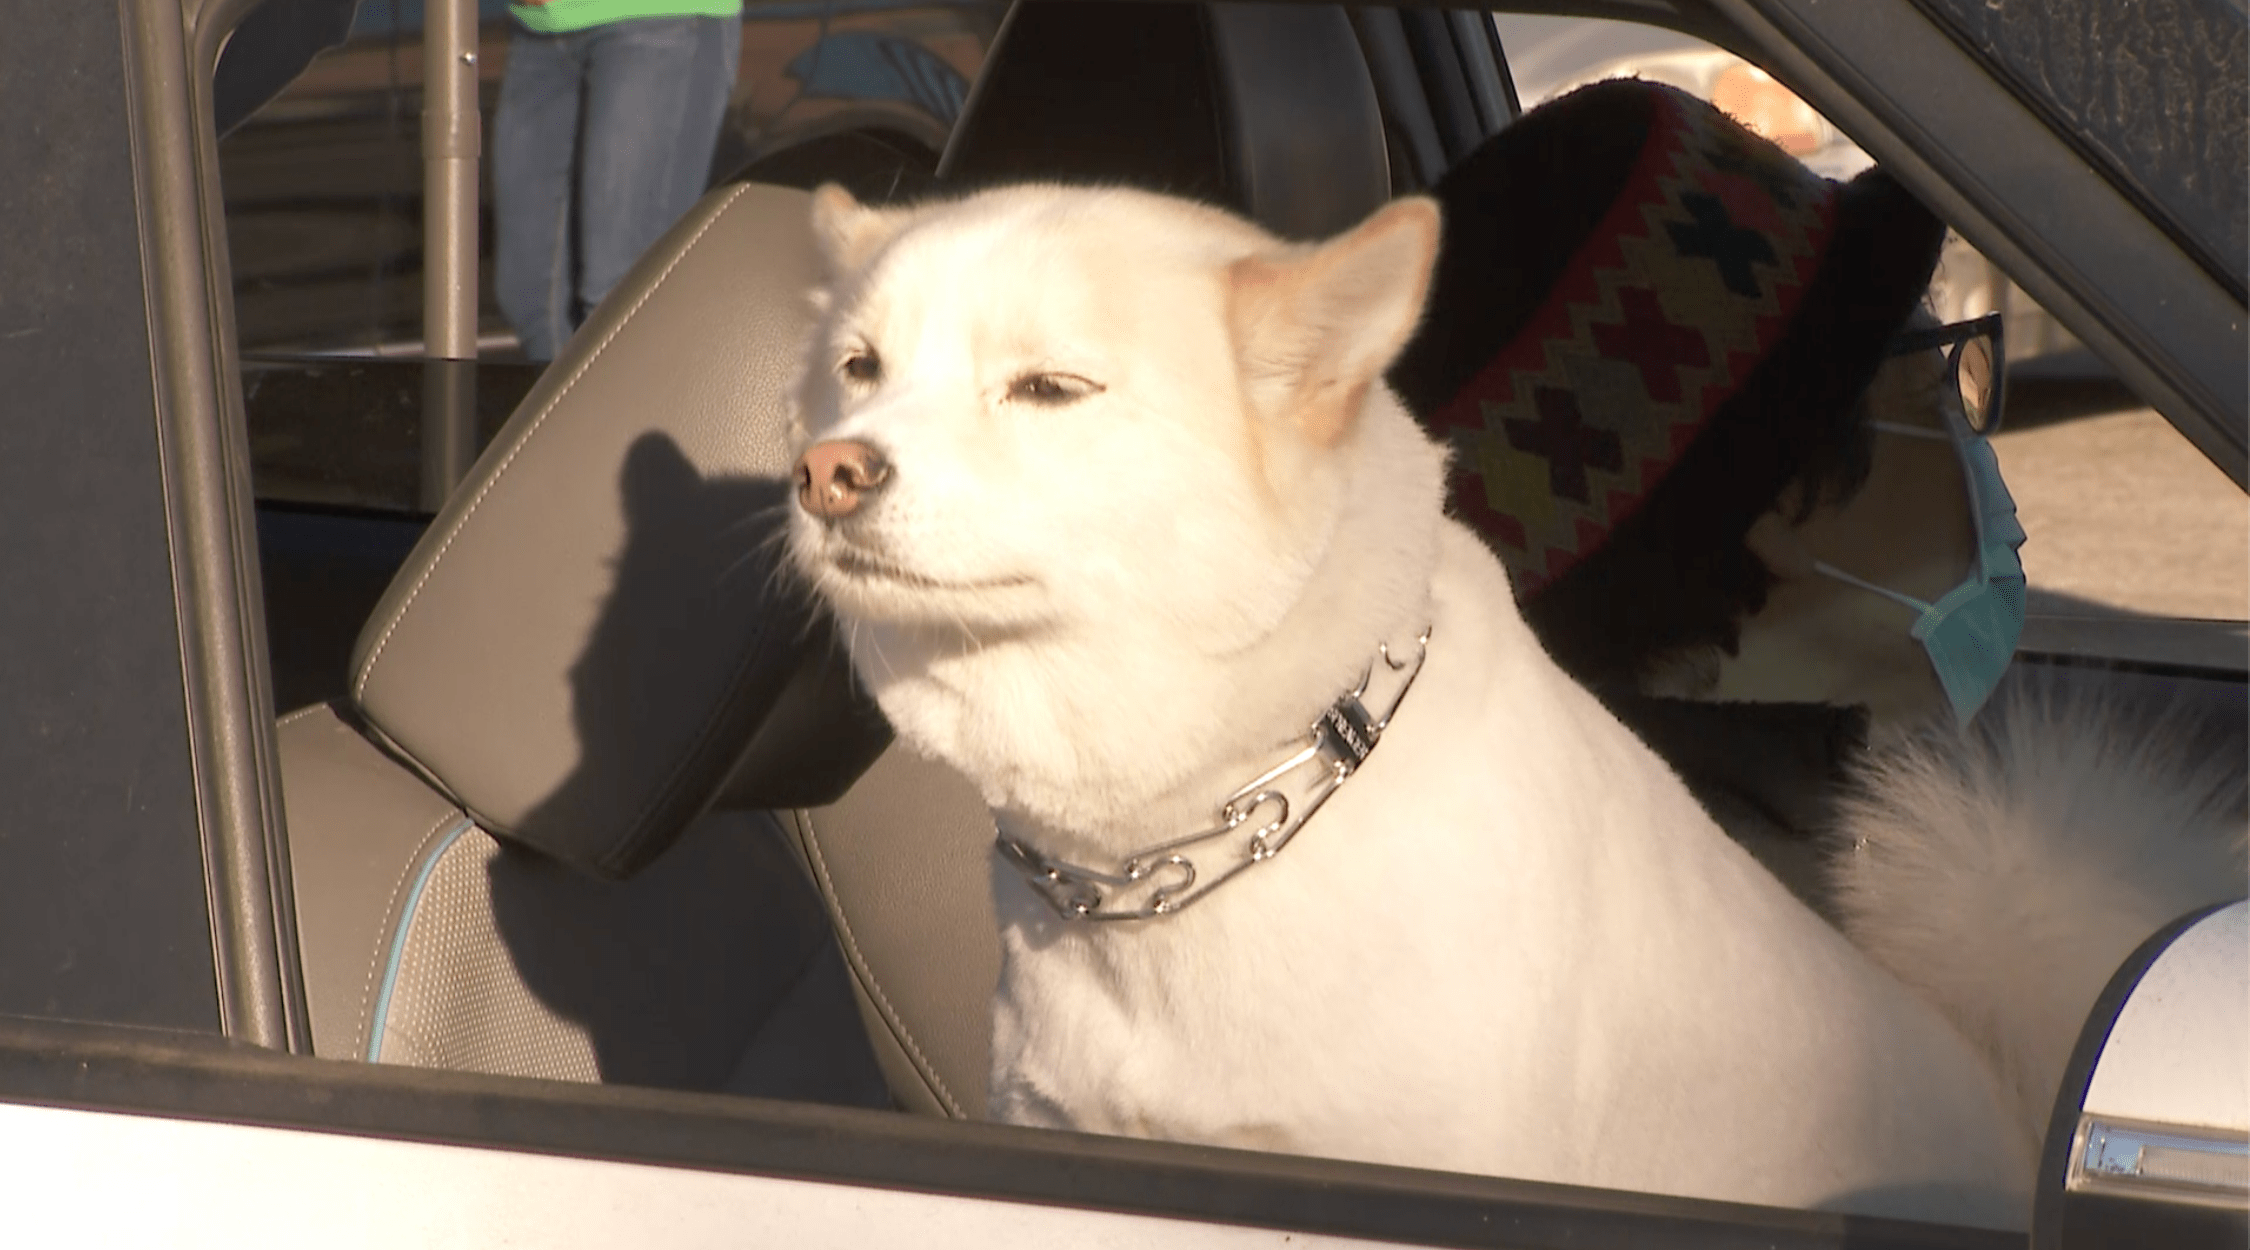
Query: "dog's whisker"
791 606 828 648
752 517 797 552
714 544 773 591
707 508 799 589
756 538 803 596
865 622 898 684
712 511 823 599
719 498 797 538
948 601 988 658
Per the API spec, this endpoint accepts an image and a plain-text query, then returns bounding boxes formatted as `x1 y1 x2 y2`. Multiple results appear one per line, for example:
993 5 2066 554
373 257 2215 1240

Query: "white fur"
1830 670 2250 1142
787 183 2035 1227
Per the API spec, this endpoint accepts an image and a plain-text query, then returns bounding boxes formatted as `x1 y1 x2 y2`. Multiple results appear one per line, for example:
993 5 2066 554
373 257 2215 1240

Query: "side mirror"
2034 899 2249 1248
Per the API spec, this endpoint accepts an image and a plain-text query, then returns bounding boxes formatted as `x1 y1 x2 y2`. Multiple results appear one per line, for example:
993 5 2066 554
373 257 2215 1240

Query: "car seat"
276 0 1397 1117
277 181 897 1103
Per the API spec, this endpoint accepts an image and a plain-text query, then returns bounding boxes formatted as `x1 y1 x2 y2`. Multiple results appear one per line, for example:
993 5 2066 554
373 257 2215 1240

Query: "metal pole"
422 0 480 360
421 0 481 507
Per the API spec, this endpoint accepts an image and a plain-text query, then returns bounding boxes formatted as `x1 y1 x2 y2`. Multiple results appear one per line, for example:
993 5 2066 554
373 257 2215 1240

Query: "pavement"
1994 406 2248 624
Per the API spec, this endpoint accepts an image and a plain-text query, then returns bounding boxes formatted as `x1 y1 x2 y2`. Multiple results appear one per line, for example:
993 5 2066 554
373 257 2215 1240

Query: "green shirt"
508 0 743 34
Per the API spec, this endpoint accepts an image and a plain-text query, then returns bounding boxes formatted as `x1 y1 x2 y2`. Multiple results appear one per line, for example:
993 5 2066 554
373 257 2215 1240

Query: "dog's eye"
1007 372 1101 406
839 348 882 385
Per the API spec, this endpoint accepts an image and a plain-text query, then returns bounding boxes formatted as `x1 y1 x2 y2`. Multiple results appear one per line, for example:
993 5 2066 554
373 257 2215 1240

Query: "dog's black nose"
795 439 891 519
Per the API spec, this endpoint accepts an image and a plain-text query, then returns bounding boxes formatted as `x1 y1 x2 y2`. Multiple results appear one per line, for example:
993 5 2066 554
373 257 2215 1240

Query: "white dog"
784 182 2040 1226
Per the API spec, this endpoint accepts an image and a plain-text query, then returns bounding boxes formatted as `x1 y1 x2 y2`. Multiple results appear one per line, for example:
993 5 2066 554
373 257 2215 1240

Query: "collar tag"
1316 693 1378 775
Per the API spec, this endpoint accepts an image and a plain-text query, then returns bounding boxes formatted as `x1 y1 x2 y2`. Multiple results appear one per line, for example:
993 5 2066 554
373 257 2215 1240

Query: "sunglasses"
1883 312 2005 434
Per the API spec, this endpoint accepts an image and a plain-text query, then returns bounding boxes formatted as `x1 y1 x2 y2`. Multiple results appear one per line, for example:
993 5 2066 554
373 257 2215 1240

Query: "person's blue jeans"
493 15 741 361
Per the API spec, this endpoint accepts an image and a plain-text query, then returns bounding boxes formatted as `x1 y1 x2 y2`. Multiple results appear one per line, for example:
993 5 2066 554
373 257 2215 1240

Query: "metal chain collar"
995 627 1432 922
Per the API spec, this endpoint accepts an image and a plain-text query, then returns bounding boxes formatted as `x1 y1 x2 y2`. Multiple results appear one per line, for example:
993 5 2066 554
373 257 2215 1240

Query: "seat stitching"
351 182 760 702
277 702 332 730
351 808 473 1060
794 805 964 1117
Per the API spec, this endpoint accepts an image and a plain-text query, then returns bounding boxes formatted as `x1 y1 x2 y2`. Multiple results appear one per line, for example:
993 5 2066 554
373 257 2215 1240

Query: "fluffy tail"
1828 666 2248 1144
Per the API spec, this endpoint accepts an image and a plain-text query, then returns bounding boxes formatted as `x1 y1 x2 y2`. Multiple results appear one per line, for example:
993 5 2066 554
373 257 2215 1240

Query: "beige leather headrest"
348 183 882 878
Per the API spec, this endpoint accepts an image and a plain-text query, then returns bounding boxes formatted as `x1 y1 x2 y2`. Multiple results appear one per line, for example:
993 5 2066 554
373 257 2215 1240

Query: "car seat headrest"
347 182 887 879
938 1 1390 240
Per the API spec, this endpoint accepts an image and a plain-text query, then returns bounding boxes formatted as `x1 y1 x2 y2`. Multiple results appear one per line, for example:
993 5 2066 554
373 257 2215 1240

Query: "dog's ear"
810 183 905 277
1227 197 1441 447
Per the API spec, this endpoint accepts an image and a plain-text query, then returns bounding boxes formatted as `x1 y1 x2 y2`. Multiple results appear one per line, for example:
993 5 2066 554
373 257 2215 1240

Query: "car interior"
269 0 1520 1119
221 0 2245 1213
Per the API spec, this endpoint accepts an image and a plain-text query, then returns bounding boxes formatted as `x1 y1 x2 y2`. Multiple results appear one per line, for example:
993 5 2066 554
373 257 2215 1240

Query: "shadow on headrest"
939 1 1390 240
347 183 887 879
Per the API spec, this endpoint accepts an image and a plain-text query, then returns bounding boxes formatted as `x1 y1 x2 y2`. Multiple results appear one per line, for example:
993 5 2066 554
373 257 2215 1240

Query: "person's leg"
491 27 587 361
574 14 742 315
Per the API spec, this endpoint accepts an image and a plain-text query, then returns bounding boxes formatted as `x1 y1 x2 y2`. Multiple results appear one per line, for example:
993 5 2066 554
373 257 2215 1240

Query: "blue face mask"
1810 407 2028 726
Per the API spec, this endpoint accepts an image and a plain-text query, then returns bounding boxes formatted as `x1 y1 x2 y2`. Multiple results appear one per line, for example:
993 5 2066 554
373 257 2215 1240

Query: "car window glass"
1492 11 2249 628
220 1 1006 714
222 0 1003 364
221 0 1005 519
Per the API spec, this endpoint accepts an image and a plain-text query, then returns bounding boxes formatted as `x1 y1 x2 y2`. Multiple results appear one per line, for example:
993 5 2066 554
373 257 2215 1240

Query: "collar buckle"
1315 691 1379 776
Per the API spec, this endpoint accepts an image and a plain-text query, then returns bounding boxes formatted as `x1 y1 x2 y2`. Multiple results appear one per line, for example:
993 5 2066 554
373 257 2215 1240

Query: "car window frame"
130 0 311 1051
0 1014 2023 1249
